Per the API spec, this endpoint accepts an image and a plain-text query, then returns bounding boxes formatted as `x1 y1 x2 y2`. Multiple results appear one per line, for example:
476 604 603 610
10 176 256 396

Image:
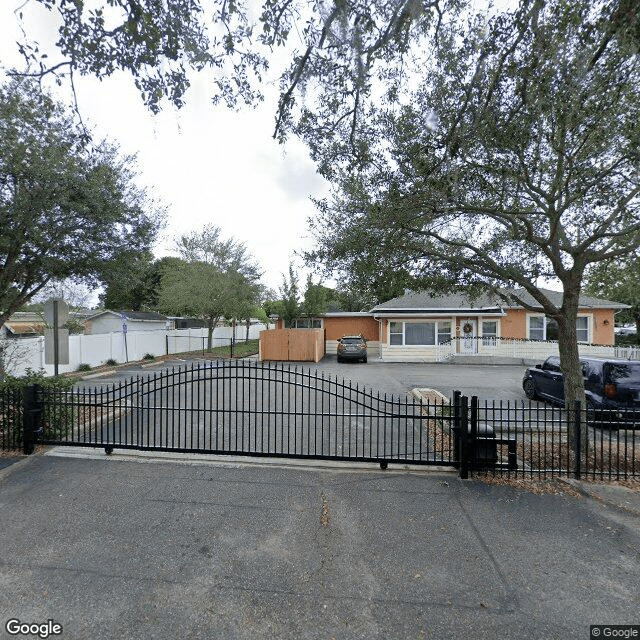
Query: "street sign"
43 298 69 326
44 329 70 365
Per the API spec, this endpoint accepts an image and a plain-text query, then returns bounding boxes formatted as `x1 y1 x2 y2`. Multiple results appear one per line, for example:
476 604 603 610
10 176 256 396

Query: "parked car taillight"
605 383 617 398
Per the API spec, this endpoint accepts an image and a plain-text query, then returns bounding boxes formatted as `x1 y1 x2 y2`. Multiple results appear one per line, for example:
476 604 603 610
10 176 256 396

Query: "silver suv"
337 335 367 363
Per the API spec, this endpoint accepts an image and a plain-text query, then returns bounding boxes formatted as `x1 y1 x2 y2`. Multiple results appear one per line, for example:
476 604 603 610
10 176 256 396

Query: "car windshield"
341 338 363 345
605 363 640 384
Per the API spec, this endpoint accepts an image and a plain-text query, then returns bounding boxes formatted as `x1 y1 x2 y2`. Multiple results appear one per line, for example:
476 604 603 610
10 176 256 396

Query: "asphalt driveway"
85 356 530 402
0 453 638 640
306 356 529 401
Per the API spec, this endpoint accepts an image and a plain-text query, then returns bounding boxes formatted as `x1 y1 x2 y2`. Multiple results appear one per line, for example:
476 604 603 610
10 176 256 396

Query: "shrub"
0 369 78 447
143 353 155 361
77 363 92 372
105 358 118 366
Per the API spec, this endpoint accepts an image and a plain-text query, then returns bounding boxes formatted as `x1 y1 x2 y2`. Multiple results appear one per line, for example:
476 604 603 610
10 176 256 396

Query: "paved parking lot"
85 356 530 402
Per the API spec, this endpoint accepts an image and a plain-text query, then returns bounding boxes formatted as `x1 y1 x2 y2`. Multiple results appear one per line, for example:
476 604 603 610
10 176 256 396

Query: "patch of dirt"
320 494 330 528
472 473 584 497
517 438 640 475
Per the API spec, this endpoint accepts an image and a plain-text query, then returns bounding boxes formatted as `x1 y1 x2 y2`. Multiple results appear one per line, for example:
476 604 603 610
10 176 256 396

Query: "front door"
461 320 478 354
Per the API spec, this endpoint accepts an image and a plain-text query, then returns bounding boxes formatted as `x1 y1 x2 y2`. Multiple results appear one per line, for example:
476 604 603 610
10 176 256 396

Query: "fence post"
470 395 478 439
573 400 582 480
230 337 234 359
459 395 470 479
452 391 461 467
22 384 43 455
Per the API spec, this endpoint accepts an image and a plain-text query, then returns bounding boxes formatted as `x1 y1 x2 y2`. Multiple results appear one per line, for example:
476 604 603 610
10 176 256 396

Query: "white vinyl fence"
1 325 267 377
436 337 640 362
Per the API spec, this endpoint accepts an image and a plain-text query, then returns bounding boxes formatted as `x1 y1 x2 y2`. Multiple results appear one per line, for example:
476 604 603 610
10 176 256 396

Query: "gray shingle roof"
371 288 629 312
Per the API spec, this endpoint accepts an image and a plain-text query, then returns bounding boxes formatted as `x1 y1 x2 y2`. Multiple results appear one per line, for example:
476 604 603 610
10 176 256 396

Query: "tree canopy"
307 0 640 411
157 225 262 348
9 0 639 149
0 78 164 330
10 0 458 143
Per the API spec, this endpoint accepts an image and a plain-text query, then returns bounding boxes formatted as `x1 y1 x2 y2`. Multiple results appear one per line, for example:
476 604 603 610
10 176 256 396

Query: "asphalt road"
0 454 638 640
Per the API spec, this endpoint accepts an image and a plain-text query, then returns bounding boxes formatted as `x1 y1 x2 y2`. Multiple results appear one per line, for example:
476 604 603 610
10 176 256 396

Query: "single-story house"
274 288 629 362
85 310 170 334
0 312 46 339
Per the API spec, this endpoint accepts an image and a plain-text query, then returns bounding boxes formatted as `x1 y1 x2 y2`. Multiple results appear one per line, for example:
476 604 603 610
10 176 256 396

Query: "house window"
529 316 546 341
287 318 322 328
438 321 452 344
389 321 403 345
527 315 590 342
482 320 498 346
389 320 451 346
482 320 498 337
405 322 435 345
576 316 589 343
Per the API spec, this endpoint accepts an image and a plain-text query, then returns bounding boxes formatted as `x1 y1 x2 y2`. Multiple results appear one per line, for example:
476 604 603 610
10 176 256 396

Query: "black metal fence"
0 385 23 451
2 360 639 480
463 393 640 480
16 362 456 467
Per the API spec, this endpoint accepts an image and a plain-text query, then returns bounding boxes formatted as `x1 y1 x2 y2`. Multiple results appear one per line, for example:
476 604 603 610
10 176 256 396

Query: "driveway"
84 356 529 402
0 454 638 639
306 356 529 401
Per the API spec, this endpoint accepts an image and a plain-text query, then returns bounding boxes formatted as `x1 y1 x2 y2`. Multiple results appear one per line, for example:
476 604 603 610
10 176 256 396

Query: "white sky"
0 1 331 297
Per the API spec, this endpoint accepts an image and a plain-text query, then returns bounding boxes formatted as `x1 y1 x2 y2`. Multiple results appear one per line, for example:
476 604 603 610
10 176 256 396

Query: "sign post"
120 313 129 362
44 299 70 375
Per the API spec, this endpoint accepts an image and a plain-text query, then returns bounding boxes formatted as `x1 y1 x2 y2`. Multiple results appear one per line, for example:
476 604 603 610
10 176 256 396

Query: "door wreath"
462 322 473 334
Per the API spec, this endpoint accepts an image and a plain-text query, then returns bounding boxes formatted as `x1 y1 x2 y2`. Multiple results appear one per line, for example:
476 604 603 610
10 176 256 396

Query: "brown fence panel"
259 329 325 362
259 329 289 361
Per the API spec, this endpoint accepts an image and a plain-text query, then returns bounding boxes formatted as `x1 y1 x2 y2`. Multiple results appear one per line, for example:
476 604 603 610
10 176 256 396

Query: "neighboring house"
274 288 629 362
85 310 169 334
0 312 46 339
167 316 208 330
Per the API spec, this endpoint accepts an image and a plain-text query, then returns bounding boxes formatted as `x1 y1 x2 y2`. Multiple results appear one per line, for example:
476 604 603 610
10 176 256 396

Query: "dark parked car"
337 335 367 363
522 356 640 424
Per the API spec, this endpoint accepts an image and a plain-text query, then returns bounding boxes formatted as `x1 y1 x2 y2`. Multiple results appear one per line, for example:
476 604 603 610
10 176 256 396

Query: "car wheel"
523 378 537 400
337 356 342 363
362 356 367 363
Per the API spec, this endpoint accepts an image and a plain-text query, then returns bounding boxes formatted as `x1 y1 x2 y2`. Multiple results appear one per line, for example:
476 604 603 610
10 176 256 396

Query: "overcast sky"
0 1 331 297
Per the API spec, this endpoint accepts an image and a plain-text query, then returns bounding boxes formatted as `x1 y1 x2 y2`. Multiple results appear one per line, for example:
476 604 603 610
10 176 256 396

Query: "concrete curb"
0 454 35 481
558 478 640 516
43 445 458 475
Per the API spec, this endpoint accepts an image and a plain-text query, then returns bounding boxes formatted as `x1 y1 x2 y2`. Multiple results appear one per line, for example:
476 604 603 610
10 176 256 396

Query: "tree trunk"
634 312 640 346
556 291 587 458
207 317 214 351
245 319 250 342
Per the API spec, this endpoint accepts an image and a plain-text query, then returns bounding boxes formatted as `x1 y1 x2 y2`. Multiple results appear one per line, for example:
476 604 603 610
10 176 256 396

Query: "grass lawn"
205 339 259 359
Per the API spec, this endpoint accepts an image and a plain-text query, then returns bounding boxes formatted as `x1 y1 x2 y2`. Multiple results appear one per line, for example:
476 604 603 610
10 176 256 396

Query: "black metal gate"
28 361 459 468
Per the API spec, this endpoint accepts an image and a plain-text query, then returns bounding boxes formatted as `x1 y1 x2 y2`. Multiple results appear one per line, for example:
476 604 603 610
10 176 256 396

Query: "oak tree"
0 79 163 331
308 0 640 417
